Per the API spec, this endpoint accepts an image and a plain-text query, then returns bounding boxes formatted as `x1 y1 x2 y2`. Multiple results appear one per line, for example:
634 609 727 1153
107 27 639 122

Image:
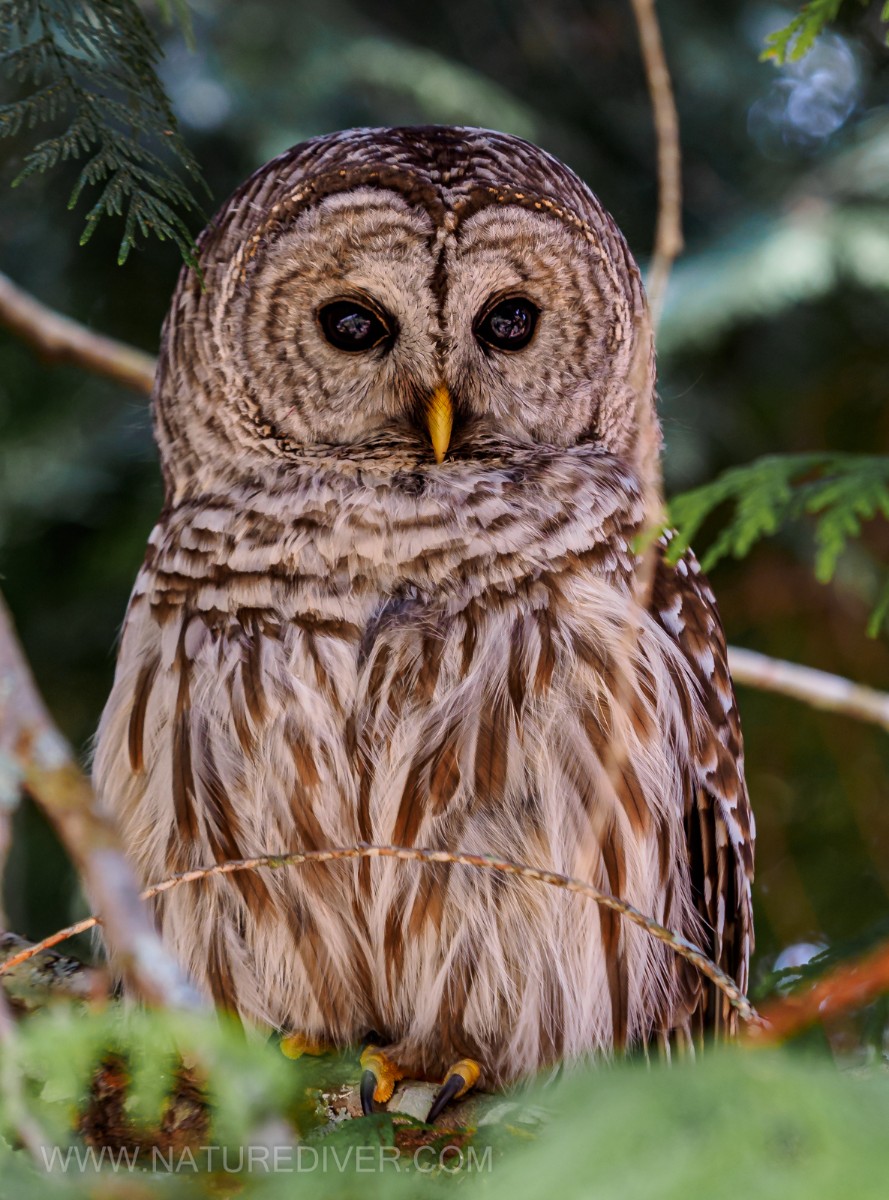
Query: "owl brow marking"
234 172 627 310
0 842 761 1026
235 166 442 283
453 186 631 352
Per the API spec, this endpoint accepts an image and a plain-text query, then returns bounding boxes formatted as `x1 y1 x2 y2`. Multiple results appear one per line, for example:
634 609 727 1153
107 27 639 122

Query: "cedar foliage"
0 0 206 264
662 0 889 634
762 0 889 63
667 455 889 637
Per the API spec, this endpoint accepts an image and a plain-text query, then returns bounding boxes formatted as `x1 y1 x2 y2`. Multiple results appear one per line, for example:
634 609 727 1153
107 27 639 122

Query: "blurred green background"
0 0 887 1002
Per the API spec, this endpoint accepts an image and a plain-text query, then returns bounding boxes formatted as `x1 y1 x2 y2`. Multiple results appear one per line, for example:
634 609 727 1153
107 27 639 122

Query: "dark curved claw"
360 1069 377 1116
426 1072 467 1124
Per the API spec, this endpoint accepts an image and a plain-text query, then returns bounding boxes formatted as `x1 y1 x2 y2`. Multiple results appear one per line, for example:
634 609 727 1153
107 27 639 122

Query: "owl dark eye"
318 299 392 352
474 295 539 352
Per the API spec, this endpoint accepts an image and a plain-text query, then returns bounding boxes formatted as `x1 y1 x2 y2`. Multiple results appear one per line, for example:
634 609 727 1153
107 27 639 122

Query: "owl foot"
359 1044 407 1115
279 1032 336 1060
426 1058 482 1123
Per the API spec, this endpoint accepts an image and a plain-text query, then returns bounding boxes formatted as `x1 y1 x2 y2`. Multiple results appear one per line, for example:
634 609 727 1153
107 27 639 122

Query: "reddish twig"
0 842 761 1026
0 932 103 1012
748 937 889 1044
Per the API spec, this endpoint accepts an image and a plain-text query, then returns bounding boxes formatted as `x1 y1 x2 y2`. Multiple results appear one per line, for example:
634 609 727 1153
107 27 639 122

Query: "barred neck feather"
140 442 644 619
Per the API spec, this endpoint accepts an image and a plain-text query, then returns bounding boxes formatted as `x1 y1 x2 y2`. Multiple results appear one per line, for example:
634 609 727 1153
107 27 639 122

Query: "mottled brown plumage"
94 126 754 1089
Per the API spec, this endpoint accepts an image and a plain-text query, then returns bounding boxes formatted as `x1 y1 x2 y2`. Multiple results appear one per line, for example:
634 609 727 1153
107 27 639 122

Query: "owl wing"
648 541 755 1038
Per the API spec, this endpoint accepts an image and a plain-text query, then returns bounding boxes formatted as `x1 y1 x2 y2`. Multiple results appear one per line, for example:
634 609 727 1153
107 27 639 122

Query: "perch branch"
0 591 199 1010
0 270 155 394
728 647 889 733
629 0 683 324
0 843 762 1026
749 936 889 1044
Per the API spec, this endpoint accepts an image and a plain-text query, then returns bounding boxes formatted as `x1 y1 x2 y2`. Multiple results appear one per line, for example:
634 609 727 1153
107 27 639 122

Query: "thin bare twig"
610 0 680 840
0 270 155 394
728 647 889 734
0 592 199 1010
0 920 98 969
0 843 761 1026
749 936 889 1044
0 932 103 1013
629 0 683 324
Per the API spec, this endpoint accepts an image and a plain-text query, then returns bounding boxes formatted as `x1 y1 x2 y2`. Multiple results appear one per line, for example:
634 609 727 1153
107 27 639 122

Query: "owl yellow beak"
426 385 453 464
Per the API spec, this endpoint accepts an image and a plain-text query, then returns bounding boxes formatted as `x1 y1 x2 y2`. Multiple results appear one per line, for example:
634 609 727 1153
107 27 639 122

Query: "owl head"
154 127 656 502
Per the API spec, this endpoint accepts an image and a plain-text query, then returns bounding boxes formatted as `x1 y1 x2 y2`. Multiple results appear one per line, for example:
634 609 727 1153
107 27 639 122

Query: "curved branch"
0 842 761 1026
0 270 155 394
629 0 683 324
728 647 889 734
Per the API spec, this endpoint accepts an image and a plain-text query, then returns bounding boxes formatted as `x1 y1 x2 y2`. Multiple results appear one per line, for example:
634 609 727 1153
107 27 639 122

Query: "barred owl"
94 126 754 1119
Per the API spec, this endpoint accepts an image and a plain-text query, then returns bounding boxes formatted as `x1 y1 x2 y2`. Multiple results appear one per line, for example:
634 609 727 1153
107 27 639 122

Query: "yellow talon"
426 1057 483 1122
359 1045 406 1106
443 1058 481 1098
280 1033 335 1060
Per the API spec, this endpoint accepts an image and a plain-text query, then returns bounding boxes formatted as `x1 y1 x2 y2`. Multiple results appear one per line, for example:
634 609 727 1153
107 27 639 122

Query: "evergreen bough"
668 454 889 638
763 0 889 63
0 0 207 264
